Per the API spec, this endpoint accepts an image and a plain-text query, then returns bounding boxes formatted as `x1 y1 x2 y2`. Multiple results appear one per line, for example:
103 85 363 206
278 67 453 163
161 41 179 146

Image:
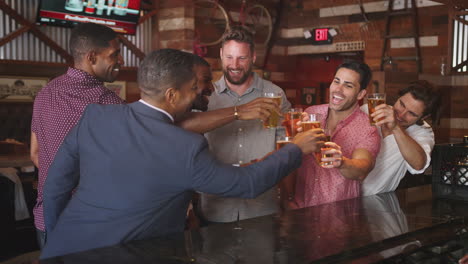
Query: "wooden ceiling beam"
0 25 30 47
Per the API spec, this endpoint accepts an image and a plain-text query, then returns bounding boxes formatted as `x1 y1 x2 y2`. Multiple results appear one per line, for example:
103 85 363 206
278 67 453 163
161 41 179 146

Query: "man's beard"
223 66 253 85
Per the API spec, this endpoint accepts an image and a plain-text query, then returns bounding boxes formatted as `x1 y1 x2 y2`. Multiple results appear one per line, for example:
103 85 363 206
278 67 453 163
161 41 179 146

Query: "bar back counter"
39 184 468 264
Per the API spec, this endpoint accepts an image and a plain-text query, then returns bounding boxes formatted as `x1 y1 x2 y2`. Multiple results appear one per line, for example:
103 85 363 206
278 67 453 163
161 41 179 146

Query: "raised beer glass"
320 128 333 167
301 113 322 163
276 131 292 150
275 128 293 200
283 108 303 138
301 113 321 132
263 92 282 129
367 93 386 125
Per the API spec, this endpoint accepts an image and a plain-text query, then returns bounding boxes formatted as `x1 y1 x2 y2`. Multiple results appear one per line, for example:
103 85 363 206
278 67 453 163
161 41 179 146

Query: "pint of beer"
275 128 292 150
276 139 292 149
283 108 303 137
263 92 282 128
320 130 333 166
301 113 321 132
367 93 386 125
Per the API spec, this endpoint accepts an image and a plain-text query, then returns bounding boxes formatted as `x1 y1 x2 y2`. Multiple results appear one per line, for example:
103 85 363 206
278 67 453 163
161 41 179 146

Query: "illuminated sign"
315 28 328 41
311 28 333 45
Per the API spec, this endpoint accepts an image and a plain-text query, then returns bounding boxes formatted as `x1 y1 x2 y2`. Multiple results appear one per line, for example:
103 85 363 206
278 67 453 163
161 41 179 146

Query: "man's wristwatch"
234 105 239 120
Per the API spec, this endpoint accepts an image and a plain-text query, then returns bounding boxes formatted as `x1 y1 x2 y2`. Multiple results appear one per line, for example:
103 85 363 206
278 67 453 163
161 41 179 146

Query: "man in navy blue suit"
40 49 325 259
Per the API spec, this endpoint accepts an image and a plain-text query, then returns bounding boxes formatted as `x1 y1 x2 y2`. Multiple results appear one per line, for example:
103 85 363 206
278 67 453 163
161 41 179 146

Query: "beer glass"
301 113 322 164
320 128 333 167
263 92 282 129
283 108 303 138
275 128 292 200
276 129 292 150
367 93 386 125
301 113 321 132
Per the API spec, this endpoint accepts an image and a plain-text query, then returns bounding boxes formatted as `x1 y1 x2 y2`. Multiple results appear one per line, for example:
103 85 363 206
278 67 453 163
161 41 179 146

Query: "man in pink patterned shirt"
30 23 125 248
293 61 380 208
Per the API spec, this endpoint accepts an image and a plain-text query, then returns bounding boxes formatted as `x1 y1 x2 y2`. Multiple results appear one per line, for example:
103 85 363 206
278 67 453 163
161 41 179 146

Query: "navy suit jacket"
40 101 302 259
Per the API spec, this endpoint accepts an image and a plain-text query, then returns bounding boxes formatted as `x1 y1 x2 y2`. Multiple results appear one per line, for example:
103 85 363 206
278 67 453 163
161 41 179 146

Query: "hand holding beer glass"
263 92 282 129
301 113 324 163
367 93 386 125
283 108 303 138
319 142 343 169
320 128 334 167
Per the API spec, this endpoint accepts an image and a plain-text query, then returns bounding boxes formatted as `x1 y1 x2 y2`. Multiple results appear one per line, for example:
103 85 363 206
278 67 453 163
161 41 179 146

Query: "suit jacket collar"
129 101 173 124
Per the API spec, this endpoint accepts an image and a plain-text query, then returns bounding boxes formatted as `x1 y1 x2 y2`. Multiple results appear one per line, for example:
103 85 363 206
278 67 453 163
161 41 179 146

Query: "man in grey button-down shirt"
200 26 291 223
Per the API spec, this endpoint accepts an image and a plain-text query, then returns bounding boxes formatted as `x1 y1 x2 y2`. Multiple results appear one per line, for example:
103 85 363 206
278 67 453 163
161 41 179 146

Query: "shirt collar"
138 99 174 123
215 72 262 95
327 104 361 128
66 67 104 86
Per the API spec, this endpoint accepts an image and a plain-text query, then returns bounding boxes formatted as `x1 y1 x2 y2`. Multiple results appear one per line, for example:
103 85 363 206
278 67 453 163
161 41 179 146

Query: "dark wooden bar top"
40 185 468 264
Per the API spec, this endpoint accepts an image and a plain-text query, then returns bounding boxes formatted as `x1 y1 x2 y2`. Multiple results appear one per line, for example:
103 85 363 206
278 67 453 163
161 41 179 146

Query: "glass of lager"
275 127 293 200
276 130 292 150
301 113 322 164
263 92 282 128
320 129 333 167
283 108 303 138
367 93 386 125
301 113 321 132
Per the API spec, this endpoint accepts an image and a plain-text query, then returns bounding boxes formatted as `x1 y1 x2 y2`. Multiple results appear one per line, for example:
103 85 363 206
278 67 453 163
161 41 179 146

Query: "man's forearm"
177 107 236 134
30 132 39 168
392 125 427 171
339 156 374 181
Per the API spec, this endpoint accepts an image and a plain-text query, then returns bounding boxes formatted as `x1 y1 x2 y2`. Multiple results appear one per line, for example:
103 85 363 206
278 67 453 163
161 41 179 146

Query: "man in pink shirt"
293 61 381 208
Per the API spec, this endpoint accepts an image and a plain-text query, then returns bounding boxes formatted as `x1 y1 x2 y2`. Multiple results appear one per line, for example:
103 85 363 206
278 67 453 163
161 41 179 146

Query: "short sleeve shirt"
200 72 291 222
295 104 380 208
31 67 124 231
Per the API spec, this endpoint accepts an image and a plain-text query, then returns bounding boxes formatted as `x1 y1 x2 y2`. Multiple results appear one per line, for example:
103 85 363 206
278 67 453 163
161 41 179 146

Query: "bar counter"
40 185 468 264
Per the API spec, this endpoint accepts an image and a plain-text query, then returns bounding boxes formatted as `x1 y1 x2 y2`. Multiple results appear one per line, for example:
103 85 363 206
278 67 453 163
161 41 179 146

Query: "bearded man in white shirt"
361 80 441 196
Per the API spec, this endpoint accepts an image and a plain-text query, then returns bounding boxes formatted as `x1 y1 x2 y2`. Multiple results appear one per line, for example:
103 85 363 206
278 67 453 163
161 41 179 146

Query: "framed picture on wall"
104 81 126 100
301 87 317 105
0 76 49 102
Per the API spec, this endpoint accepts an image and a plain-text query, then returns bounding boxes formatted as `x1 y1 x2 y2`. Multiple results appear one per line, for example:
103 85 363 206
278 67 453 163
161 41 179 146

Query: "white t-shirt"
360 104 435 196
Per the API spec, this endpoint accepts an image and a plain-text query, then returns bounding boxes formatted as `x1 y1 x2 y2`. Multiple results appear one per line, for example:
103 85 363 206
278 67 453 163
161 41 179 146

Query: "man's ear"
165 87 178 105
357 89 367 101
86 51 97 65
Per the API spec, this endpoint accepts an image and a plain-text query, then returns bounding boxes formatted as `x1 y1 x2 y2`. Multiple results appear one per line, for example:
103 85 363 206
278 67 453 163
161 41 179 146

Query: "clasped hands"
294 113 343 168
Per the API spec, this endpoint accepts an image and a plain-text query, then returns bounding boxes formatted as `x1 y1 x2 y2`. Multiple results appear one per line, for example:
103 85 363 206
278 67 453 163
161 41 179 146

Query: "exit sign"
311 28 333 45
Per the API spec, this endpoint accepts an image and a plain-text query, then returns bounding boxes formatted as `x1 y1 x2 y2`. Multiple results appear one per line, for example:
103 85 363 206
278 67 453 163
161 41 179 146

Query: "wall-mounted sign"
301 87 316 105
311 28 333 45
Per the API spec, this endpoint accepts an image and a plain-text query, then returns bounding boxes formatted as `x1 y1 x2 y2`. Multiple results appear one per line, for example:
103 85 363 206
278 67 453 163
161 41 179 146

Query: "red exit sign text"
315 28 328 41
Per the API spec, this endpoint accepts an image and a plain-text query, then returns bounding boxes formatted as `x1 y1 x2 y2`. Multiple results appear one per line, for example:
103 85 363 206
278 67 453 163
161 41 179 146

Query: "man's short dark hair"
138 49 195 98
221 26 255 53
335 61 372 90
193 55 210 68
69 23 117 62
399 80 442 124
